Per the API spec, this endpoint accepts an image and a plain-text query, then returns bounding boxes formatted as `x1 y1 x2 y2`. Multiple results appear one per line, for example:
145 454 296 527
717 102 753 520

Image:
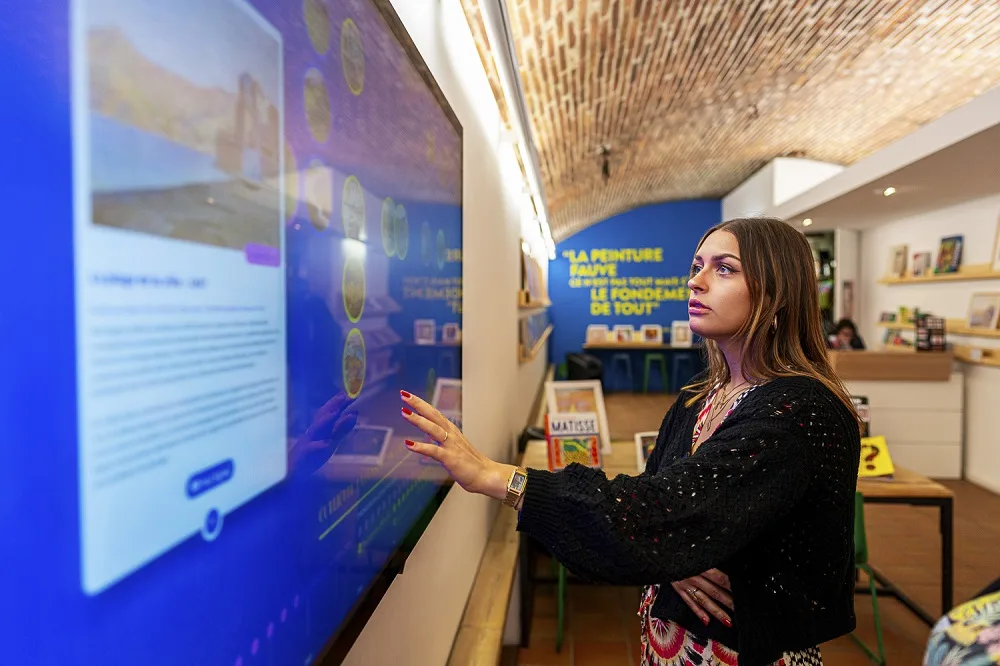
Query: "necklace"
707 379 751 424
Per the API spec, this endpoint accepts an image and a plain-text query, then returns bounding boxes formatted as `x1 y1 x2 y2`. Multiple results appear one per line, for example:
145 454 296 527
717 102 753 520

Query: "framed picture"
671 320 692 347
911 252 932 277
967 293 1000 330
414 318 436 345
586 324 610 344
935 235 963 274
992 214 1000 272
639 324 663 343
612 324 635 343
887 244 908 278
328 426 392 467
841 280 854 321
545 413 603 471
432 377 462 412
544 380 611 453
634 431 658 473
442 322 461 344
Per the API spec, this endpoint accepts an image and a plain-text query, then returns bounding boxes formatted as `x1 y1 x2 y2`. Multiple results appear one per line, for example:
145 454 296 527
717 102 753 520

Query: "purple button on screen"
245 243 280 267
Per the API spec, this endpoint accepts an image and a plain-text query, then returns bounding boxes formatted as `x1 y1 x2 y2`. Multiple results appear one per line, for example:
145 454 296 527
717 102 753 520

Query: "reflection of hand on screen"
287 392 358 475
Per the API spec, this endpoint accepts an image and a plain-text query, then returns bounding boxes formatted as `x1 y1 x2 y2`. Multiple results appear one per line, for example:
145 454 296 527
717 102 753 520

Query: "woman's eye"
717 264 734 275
690 264 702 276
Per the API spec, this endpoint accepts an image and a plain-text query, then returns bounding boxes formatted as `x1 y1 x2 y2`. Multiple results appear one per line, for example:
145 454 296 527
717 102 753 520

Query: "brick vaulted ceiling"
458 0 1000 241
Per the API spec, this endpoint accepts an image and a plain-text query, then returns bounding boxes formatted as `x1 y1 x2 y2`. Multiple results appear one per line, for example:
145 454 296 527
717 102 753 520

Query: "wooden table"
857 468 955 626
520 441 955 628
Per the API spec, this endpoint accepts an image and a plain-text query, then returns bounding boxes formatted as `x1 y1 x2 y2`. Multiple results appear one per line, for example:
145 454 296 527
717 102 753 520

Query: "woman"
399 217 861 666
829 318 866 350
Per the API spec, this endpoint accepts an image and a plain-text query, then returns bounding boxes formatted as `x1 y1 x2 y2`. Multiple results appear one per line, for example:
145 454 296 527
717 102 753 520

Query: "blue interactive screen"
0 0 461 663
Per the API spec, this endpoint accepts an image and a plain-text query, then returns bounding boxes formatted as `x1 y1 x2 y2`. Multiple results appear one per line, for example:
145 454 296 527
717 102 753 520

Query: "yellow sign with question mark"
858 435 895 478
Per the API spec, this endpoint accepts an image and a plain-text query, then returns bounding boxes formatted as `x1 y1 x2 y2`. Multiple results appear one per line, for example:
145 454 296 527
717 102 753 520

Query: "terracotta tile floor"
512 393 1000 666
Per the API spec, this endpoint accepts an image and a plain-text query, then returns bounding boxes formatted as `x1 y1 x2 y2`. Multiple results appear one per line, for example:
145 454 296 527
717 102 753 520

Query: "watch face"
510 474 527 493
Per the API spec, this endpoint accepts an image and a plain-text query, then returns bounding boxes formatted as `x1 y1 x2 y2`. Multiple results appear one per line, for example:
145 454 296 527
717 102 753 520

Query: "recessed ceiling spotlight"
883 186 897 197
802 218 813 227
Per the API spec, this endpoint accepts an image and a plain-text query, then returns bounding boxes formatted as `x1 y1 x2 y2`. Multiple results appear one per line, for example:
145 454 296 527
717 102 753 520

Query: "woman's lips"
688 299 710 316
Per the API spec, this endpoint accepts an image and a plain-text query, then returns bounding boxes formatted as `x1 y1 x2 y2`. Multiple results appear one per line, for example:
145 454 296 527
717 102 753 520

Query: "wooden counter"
828 349 954 381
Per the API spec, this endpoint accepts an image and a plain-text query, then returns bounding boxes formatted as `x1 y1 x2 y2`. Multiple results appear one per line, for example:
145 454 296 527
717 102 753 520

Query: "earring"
772 315 778 331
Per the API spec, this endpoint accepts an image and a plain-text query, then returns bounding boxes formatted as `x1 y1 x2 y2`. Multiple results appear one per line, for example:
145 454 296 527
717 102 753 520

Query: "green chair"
556 362 568 380
555 561 567 652
851 491 887 665
643 353 669 393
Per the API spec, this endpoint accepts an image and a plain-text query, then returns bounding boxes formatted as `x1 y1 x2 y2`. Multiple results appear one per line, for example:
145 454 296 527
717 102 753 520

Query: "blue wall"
549 199 721 367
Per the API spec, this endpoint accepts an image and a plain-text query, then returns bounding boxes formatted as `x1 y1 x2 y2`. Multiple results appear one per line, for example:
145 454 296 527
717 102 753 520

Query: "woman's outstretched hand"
400 390 514 501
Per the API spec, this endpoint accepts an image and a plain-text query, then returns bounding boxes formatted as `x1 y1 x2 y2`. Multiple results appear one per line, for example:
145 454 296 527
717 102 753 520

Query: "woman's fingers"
691 574 733 610
688 586 731 626
404 439 444 462
401 405 450 444
670 582 710 626
400 391 453 434
702 568 731 592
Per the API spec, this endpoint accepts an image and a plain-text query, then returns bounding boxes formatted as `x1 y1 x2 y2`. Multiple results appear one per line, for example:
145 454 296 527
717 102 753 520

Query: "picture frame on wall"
671 321 692 347
967 292 1000 330
935 235 963 274
612 324 635 343
639 324 663 343
544 380 611 453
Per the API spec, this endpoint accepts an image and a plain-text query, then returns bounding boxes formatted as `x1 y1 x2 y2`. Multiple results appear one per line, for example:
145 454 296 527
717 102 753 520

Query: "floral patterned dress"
637 385 824 666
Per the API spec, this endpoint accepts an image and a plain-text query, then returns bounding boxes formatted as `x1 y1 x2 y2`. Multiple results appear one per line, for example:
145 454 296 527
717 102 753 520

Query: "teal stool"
550 559 568 652
556 362 568 380
610 353 634 392
643 353 669 393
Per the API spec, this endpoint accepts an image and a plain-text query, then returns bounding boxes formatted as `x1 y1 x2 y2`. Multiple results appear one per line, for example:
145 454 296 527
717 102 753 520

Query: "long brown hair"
684 217 859 425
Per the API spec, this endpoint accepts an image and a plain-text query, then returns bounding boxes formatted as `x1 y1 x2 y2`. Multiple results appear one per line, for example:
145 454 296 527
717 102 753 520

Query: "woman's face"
687 230 752 341
836 328 853 348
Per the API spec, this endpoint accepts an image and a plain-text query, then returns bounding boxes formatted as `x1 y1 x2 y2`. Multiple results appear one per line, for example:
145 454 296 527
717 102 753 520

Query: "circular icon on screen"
283 142 300 223
381 198 396 257
342 254 366 323
305 159 332 231
304 68 332 144
420 221 433 266
341 175 365 240
303 0 331 55
342 328 367 398
201 508 223 541
436 229 447 270
341 18 365 96
394 204 409 259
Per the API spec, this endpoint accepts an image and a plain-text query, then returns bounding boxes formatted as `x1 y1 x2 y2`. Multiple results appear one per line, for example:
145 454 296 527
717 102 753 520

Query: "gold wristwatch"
502 466 528 508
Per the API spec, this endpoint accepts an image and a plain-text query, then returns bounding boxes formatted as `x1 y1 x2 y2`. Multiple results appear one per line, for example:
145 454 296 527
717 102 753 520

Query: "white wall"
859 193 1000 491
343 2 548 664
722 158 843 220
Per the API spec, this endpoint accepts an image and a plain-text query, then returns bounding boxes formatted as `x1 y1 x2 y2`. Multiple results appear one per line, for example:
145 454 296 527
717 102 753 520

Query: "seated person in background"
830 318 866 350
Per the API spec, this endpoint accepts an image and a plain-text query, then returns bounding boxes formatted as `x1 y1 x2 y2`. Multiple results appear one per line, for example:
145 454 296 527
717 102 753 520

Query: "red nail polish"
401 390 411 398
722 618 732 628
402 407 412 415
405 440 415 447
702 616 710 626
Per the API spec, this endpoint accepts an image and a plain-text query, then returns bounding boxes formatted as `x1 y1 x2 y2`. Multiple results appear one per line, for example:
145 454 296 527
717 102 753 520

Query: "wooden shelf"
829 349 953 380
518 301 551 312
877 318 1000 338
519 324 553 364
954 344 1000 368
878 263 1000 285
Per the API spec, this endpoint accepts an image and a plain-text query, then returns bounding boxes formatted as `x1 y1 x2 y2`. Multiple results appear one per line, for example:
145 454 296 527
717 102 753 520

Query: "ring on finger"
688 588 698 597
441 431 449 443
